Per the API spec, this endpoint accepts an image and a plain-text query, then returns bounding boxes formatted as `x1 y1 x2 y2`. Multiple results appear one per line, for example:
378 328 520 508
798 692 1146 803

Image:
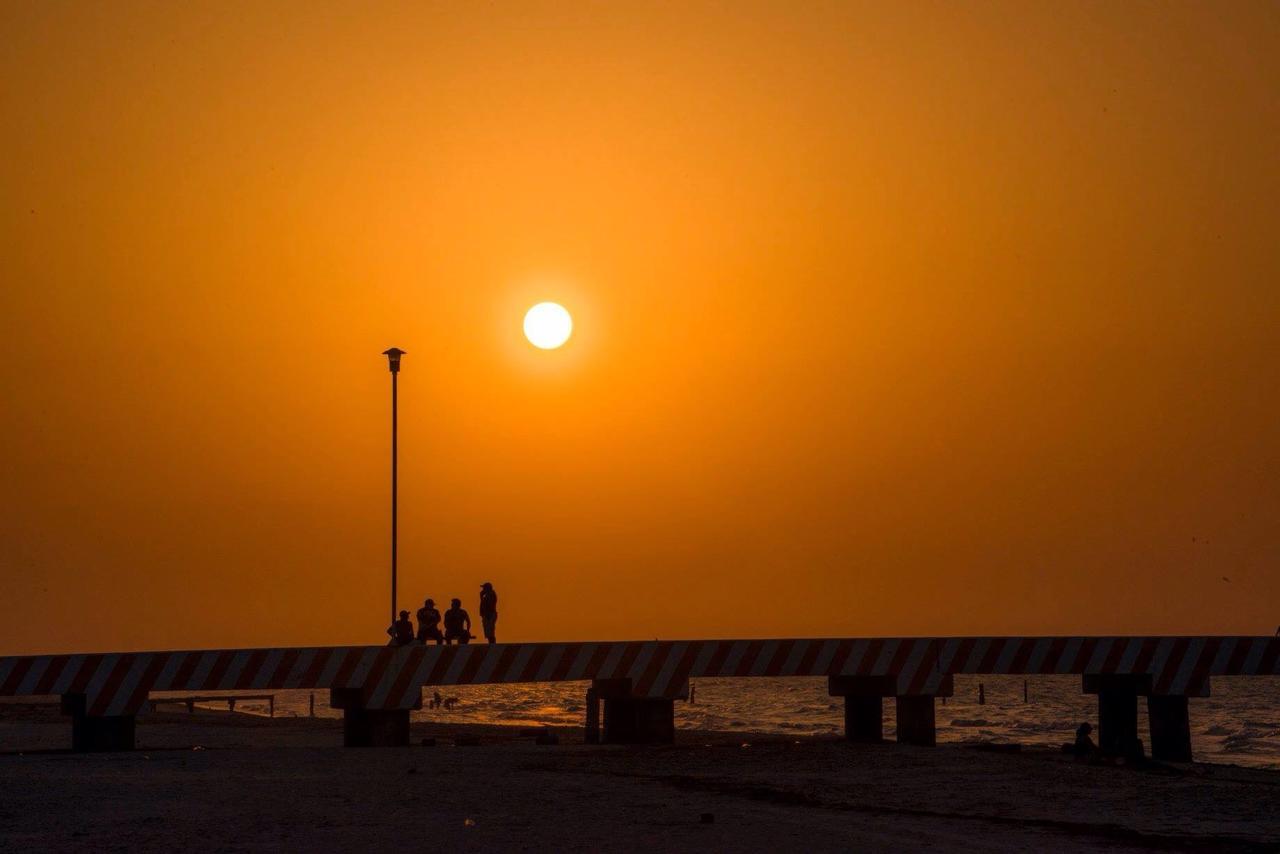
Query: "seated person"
387 610 416 646
417 599 444 645
1072 722 1098 759
443 598 472 644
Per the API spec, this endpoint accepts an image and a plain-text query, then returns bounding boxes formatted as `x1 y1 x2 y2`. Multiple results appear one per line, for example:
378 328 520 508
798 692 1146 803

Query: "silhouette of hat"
425 598 435 606
399 610 409 618
481 582 492 589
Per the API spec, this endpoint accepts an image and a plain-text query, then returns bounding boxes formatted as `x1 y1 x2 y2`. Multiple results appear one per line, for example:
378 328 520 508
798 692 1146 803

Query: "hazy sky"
2 2 1277 654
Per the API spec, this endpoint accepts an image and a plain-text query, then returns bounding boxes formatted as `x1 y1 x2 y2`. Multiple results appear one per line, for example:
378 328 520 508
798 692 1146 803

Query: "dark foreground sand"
1 704 1277 852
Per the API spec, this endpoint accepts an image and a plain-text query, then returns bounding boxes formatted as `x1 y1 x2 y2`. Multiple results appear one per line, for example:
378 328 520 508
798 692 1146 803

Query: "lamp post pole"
382 348 405 628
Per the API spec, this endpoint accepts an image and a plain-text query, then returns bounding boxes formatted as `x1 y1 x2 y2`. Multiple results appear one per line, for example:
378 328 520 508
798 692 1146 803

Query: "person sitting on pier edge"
417 598 444 645
479 582 498 643
387 610 415 647
444 598 472 644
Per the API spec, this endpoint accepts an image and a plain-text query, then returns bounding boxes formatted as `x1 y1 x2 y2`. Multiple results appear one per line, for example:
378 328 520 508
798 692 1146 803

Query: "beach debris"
191 745 206 751
464 818 476 827
740 742 751 749
700 813 715 824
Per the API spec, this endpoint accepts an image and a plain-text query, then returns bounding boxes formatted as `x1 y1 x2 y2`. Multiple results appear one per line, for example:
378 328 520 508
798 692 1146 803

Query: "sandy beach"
2 703 1277 852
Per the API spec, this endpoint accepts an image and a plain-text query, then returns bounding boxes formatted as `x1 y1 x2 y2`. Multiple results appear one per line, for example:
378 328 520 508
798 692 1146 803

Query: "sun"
523 302 573 349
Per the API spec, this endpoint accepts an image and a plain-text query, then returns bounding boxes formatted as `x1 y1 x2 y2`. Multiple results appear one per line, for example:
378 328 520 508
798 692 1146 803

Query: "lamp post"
382 347 405 628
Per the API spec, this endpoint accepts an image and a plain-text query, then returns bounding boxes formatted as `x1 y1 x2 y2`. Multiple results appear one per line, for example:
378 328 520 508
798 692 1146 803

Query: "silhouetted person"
1072 722 1098 760
417 598 444 645
387 610 415 647
479 582 498 643
444 598 472 644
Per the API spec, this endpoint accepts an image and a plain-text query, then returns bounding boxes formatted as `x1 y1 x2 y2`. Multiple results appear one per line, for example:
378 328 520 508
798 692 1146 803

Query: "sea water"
158 674 1280 769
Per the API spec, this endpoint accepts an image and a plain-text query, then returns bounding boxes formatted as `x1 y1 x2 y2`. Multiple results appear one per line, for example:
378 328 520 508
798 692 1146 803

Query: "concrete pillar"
342 707 410 747
843 695 884 743
72 714 136 752
1083 675 1144 759
593 679 675 744
1097 689 1138 758
894 696 936 747
331 688 413 747
62 694 136 752
1147 695 1193 762
584 687 600 745
829 675 949 747
601 697 675 744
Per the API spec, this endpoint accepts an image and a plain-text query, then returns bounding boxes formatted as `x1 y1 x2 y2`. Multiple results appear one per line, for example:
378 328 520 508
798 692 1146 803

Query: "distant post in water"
382 348 406 627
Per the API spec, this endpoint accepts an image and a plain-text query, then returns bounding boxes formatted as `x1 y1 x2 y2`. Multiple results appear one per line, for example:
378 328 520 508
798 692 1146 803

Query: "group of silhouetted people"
387 582 499 646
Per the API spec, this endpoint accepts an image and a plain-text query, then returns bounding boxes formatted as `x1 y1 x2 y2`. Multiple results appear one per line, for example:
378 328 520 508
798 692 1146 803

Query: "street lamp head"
382 347 406 373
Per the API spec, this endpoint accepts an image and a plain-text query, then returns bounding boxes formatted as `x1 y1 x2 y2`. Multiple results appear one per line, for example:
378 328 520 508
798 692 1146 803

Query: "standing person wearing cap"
479 582 499 644
387 610 415 647
416 598 444 645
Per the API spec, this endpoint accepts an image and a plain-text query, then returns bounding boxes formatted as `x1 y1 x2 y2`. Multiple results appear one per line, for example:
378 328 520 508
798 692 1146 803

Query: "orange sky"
2 2 1278 654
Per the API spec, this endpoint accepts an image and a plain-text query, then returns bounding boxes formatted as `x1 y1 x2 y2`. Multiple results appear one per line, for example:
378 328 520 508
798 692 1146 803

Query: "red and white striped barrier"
1 636 1276 715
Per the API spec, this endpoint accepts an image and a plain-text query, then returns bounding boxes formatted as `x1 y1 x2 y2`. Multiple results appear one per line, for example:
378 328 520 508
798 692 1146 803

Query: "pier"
2 635 1276 758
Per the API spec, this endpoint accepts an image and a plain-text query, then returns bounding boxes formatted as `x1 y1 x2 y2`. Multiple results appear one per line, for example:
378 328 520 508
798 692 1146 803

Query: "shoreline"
4 698 1280 768
2 704 1278 851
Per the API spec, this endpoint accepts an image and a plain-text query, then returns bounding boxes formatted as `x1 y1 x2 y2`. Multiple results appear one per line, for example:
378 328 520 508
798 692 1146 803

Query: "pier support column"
828 676 892 742
584 687 600 745
844 696 884 743
62 694 136 752
1083 675 1145 759
829 675 951 746
593 679 675 744
331 688 414 747
895 696 937 747
1147 695 1192 762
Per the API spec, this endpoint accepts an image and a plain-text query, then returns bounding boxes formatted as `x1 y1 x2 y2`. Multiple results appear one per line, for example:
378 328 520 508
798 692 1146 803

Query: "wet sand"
1 703 1278 852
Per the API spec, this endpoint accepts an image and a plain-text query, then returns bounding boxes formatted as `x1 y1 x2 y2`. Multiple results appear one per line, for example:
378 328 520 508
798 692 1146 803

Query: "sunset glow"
0 3 1277 654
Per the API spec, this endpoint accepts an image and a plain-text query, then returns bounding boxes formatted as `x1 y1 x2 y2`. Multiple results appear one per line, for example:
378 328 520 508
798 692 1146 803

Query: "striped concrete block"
1 636 1275 714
